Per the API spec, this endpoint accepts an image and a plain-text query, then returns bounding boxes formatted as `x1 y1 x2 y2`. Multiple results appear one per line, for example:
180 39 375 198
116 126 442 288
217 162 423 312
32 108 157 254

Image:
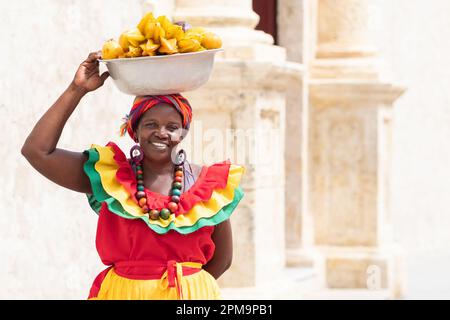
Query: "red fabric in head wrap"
120 94 193 142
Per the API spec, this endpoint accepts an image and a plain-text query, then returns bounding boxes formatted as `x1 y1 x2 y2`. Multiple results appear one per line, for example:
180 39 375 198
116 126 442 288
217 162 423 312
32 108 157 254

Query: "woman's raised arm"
21 51 109 194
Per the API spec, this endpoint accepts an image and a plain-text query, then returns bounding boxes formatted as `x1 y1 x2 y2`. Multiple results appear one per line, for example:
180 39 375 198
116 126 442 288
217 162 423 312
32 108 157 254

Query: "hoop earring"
174 149 186 166
130 144 144 165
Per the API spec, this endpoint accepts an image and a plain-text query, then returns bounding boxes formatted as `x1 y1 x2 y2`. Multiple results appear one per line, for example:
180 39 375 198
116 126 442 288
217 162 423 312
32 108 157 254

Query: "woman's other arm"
203 219 233 279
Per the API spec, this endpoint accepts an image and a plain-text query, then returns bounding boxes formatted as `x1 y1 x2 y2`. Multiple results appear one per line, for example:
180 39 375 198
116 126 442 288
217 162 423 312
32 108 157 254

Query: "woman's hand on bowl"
71 51 110 94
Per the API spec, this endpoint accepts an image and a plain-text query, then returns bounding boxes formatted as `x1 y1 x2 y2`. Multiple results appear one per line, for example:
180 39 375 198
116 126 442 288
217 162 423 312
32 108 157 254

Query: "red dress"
83 142 244 299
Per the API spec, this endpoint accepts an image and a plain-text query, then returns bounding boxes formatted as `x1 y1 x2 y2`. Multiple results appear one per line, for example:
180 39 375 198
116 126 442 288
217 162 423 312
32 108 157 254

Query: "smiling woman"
20 51 245 300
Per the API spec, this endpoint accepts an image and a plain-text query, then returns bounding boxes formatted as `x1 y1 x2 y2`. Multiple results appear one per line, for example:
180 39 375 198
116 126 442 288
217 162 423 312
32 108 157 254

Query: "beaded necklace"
131 145 185 220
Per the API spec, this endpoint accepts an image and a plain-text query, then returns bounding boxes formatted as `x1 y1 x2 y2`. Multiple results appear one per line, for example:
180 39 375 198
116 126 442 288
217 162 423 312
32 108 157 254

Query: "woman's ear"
133 130 139 144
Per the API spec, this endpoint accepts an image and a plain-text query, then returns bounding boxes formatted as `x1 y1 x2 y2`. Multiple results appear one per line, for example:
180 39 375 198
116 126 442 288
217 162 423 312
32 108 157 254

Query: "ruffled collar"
84 142 245 234
109 142 230 216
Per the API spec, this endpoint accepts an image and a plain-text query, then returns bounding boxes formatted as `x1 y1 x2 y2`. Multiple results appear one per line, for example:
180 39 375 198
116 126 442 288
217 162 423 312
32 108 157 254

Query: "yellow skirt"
90 264 221 300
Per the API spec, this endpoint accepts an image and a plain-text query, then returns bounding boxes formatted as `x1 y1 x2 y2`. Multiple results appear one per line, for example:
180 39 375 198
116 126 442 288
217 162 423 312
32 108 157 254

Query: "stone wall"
0 0 142 299
377 0 450 254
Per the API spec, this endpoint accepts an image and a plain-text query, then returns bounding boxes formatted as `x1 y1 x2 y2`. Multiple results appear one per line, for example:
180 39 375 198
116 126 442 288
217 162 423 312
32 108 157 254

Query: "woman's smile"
149 141 170 151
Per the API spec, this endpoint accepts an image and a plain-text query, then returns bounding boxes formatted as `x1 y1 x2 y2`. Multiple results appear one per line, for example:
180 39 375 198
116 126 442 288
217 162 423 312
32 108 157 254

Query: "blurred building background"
1 0 450 299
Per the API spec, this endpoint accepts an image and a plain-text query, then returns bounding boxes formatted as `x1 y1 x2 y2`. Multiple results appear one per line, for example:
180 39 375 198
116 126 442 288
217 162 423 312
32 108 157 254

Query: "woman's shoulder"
189 160 240 178
191 160 245 189
188 163 203 178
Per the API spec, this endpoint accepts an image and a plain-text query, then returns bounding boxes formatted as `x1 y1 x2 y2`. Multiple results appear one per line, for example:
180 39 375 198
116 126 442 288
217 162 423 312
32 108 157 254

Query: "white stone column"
277 0 316 268
309 0 406 297
312 0 389 80
316 0 378 59
172 0 285 61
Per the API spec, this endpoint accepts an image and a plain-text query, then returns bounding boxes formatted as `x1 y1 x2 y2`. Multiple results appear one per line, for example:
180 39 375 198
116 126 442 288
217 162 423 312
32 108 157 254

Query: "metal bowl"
99 48 222 96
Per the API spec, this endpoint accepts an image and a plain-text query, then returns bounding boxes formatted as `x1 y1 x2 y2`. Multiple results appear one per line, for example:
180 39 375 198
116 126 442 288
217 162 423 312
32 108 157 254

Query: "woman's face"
135 103 184 163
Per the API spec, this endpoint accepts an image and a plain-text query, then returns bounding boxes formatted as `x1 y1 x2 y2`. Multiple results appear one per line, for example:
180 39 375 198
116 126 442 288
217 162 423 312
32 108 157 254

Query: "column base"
311 57 390 81
316 245 407 298
286 248 316 268
221 266 319 299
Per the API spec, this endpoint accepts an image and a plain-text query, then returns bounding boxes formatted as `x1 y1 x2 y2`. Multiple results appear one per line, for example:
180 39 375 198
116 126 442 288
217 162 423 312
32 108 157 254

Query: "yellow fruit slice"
126 28 146 47
137 12 155 35
144 21 156 40
155 15 185 40
184 27 206 43
102 39 124 60
140 39 160 56
156 15 172 32
166 24 185 40
201 32 222 49
158 37 178 54
178 38 201 53
153 22 166 44
124 45 143 58
118 32 130 51
141 50 156 57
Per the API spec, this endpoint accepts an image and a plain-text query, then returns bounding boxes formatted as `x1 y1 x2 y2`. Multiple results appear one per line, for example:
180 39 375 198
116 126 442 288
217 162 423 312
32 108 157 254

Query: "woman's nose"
155 126 169 138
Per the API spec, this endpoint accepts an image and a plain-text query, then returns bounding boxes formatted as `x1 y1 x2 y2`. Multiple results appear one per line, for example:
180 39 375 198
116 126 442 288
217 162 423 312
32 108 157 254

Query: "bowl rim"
99 48 223 63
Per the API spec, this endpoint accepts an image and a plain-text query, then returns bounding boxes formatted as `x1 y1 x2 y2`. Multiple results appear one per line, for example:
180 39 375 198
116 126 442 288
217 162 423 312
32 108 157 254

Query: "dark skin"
21 51 232 280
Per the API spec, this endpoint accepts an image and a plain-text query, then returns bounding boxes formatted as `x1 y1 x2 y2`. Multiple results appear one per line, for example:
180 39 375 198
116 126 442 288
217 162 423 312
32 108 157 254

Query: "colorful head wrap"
120 94 193 142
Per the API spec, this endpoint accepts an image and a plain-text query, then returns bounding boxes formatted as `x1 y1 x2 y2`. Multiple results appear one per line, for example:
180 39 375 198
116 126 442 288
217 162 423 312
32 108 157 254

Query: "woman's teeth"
151 142 168 149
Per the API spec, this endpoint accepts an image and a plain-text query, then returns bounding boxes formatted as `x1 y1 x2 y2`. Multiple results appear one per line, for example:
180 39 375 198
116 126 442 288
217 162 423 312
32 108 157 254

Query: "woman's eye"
168 126 179 132
145 123 157 128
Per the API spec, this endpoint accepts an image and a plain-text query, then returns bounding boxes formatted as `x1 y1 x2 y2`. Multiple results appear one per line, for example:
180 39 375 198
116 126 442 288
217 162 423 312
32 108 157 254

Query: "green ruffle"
83 148 244 234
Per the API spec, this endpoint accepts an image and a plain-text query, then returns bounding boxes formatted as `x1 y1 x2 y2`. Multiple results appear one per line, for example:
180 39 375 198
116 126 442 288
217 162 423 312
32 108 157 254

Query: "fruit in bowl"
99 11 223 95
101 12 222 60
99 48 222 95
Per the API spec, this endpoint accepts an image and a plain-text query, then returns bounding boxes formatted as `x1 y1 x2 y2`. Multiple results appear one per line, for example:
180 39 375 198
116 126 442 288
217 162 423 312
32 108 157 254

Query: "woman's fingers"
85 51 102 63
99 71 110 84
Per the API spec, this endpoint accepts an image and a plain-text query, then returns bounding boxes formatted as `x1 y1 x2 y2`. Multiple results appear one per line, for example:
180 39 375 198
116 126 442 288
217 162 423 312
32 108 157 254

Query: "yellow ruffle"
92 145 244 228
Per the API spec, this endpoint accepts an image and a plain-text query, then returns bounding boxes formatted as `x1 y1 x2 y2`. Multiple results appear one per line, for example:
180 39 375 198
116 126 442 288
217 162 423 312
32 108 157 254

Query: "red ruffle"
107 142 231 215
